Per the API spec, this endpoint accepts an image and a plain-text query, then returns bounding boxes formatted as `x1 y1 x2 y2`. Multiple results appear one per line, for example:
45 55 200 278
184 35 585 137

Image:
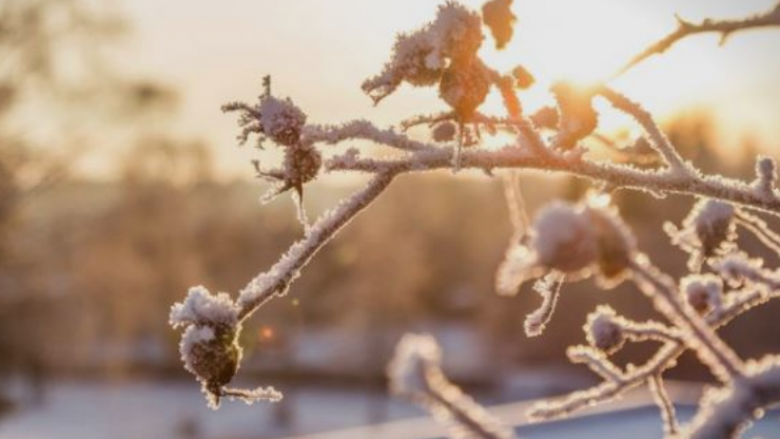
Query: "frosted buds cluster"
169 286 282 408
222 78 322 207
666 198 780 271
494 197 637 339
497 198 636 297
363 0 535 167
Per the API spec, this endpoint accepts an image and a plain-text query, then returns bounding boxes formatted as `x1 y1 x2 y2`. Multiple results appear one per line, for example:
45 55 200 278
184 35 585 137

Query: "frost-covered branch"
236 172 395 321
327 136 780 217
389 334 518 439
169 2 780 436
616 1 780 76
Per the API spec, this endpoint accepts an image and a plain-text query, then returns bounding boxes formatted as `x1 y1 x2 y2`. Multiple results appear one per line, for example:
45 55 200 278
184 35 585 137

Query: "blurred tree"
0 0 174 402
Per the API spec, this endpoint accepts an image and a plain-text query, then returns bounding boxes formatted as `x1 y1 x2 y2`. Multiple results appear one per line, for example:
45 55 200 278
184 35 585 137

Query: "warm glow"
259 326 275 342
123 0 780 176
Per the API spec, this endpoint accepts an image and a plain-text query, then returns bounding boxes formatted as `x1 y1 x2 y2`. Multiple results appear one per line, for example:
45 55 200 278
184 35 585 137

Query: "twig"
236 172 395 321
615 2 780 77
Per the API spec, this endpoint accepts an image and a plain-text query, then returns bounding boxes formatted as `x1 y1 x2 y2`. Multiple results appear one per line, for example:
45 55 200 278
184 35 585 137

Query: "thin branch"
649 373 679 437
304 120 437 152
630 257 745 382
597 87 690 174
529 278 778 422
616 2 780 76
236 172 395 321
327 143 780 216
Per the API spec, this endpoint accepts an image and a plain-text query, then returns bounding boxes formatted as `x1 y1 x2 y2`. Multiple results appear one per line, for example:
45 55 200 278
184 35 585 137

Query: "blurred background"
0 0 779 438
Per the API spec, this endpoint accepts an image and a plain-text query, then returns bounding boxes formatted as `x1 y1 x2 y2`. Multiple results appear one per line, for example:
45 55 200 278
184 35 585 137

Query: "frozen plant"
169 1 780 438
388 334 517 439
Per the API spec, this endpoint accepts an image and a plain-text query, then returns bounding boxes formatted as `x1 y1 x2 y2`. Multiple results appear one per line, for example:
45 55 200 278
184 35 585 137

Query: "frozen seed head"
256 144 322 202
170 286 240 328
682 274 723 316
170 286 243 408
666 199 737 270
222 92 308 148
693 200 736 255
432 121 458 143
586 306 625 355
258 95 307 146
182 323 242 408
363 2 484 103
439 59 493 121
531 202 598 274
388 333 441 400
282 145 322 196
433 2 484 63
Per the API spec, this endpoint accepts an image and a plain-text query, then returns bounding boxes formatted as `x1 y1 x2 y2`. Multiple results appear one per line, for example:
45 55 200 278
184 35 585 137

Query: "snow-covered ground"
0 379 777 439
0 380 420 439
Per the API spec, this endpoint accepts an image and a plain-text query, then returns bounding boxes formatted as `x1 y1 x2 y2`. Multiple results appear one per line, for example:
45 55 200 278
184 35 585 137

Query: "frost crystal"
170 286 239 328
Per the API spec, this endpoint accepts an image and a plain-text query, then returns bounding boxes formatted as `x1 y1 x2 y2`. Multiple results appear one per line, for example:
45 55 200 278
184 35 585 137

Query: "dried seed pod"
259 145 322 201
432 121 458 142
531 202 599 274
586 306 625 355
682 274 723 316
666 199 737 270
439 59 492 121
258 96 307 147
182 324 242 401
693 200 736 258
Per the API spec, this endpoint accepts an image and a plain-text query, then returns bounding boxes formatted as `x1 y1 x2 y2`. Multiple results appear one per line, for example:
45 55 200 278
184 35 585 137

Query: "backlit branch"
616 1 780 76
169 2 780 438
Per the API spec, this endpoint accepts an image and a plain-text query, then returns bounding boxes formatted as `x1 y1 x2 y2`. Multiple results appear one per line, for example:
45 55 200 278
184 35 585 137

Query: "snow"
258 96 307 146
180 326 216 363
0 380 419 439
169 286 239 328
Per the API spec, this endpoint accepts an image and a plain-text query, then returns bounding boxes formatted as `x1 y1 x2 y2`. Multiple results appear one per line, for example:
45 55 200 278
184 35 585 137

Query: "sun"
481 0 663 85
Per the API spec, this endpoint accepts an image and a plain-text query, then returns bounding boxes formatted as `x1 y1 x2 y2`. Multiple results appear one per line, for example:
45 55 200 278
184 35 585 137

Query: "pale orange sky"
118 0 780 177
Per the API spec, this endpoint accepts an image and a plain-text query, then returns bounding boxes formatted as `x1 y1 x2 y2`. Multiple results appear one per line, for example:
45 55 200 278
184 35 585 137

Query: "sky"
119 0 780 178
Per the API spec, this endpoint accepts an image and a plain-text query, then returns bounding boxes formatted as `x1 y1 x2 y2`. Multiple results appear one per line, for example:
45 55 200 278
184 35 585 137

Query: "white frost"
170 286 239 328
